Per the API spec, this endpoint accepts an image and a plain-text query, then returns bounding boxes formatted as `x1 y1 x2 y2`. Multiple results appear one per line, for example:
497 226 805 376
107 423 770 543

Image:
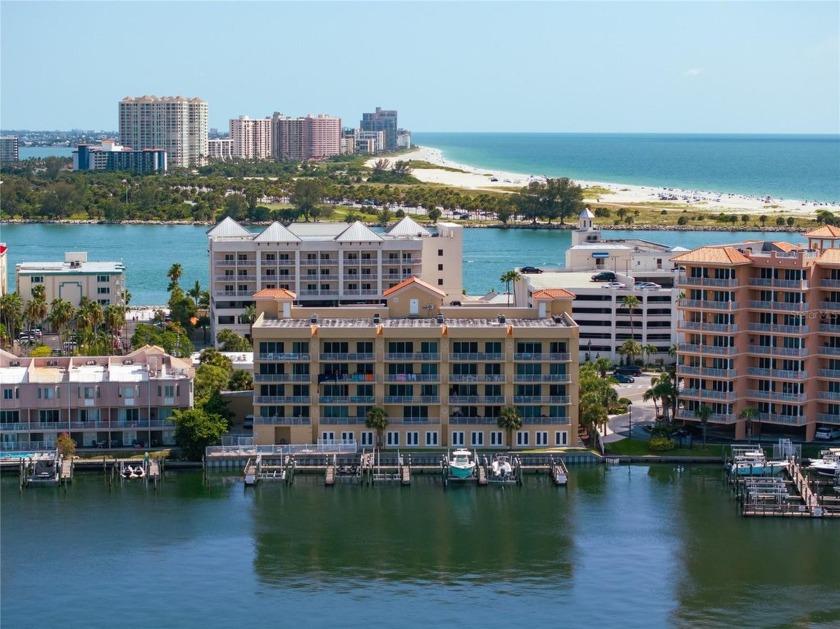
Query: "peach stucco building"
673 226 840 441
249 278 579 450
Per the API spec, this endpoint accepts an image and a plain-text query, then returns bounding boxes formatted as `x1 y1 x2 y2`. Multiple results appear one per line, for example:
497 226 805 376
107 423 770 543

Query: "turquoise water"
2 468 838 628
413 133 840 203
0 224 806 305
18 146 74 159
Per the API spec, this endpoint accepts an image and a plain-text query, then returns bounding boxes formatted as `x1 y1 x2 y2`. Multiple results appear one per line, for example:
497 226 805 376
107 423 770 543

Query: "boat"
448 449 476 479
121 462 146 480
808 449 840 477
490 455 514 481
728 450 789 476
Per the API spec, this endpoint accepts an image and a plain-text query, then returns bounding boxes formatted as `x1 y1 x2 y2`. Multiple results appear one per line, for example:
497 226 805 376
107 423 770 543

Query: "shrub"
649 437 676 452
677 216 688 226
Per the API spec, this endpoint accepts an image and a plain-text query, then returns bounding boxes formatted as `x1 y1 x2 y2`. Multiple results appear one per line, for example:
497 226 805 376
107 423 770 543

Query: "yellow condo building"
250 278 580 450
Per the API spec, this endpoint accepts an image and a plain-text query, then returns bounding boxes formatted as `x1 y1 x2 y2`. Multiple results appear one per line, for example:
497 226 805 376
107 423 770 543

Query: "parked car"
602 282 626 289
612 373 635 383
520 266 543 274
591 271 617 282
635 282 661 290
615 365 642 377
815 426 840 440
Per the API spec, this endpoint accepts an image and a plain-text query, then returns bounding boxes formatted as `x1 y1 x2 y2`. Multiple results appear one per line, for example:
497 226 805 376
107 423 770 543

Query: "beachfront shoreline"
374 146 839 217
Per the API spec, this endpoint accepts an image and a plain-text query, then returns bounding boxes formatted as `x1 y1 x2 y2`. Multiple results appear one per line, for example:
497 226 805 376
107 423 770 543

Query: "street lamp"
628 401 633 440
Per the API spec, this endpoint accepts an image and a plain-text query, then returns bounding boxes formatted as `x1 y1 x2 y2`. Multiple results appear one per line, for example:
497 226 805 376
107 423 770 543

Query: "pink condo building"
673 226 840 441
0 346 194 452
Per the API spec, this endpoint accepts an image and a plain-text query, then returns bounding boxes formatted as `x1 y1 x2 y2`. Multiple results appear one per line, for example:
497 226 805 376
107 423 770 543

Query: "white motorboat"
728 450 788 476
808 450 840 477
448 449 476 479
490 455 514 480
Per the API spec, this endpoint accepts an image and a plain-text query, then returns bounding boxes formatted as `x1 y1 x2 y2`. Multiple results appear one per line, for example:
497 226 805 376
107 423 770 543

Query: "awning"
592 253 610 259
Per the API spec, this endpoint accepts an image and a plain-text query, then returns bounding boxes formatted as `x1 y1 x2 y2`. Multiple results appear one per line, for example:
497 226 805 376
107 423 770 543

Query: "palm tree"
642 386 660 418
187 280 202 304
593 356 613 379
621 295 640 342
167 263 183 291
0 293 24 340
739 406 759 444
497 406 522 450
642 343 657 366
24 286 49 331
48 298 74 339
619 339 642 366
241 304 256 339
120 289 132 306
695 404 713 449
500 270 521 307
365 406 389 448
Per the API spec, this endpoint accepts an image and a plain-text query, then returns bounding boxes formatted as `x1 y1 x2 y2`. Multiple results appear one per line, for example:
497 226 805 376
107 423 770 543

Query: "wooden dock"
60 457 74 483
550 457 569 486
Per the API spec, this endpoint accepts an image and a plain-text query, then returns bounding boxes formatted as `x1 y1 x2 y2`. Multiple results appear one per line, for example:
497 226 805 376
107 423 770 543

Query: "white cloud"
683 68 703 77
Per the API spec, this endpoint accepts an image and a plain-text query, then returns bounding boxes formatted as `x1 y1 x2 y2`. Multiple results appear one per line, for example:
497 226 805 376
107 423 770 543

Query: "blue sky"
1 1 838 133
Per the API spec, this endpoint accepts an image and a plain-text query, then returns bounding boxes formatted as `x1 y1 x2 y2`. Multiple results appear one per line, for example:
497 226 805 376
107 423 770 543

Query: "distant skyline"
1 1 838 134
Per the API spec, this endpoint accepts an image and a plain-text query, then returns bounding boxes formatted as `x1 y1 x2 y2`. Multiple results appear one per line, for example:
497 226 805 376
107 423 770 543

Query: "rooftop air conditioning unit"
498 314 506 324
47 360 58 366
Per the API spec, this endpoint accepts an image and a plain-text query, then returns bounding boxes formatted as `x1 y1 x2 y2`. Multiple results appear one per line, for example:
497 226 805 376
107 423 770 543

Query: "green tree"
240 304 257 338
739 406 760 443
47 298 75 339
365 406 389 448
171 408 229 461
621 295 640 341
0 293 24 339
167 263 183 291
131 323 193 357
619 339 642 366
695 404 713 448
28 345 53 357
497 406 522 450
24 285 49 330
216 329 252 352
500 270 521 307
194 364 232 405
291 179 324 222
56 432 76 457
428 208 442 223
228 369 253 391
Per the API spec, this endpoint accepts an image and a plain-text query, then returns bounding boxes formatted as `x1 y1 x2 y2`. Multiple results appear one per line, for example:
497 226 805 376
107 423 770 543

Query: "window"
97 275 109 282
97 287 110 294
2 389 13 400
491 431 503 446
438 279 444 286
438 264 444 271
31 276 44 283
341 431 354 442
438 249 443 256
406 431 419 446
321 431 335 442
535 431 548 446
516 431 529 446
425 431 439 446
386 431 400 447
360 431 374 446
471 431 484 446
451 431 465 446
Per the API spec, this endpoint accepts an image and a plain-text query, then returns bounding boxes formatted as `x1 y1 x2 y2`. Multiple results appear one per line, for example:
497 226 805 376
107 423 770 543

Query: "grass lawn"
606 439 726 458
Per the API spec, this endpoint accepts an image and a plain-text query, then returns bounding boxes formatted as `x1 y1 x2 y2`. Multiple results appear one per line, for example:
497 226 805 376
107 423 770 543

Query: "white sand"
368 147 838 217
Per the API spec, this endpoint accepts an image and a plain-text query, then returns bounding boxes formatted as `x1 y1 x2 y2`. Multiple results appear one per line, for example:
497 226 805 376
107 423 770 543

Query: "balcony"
388 417 441 425
680 277 738 287
680 388 736 401
820 279 840 288
759 412 807 426
385 374 439 382
301 259 337 267
819 301 840 312
675 411 734 424
215 290 255 297
514 353 547 361
216 259 255 267
254 374 311 383
818 413 840 423
678 321 738 333
254 396 311 404
513 395 571 404
746 368 807 380
748 279 808 289
385 353 440 361
819 324 840 334
342 290 379 297
513 374 570 383
818 369 840 379
257 353 311 361
261 258 295 267
216 274 258 282
383 396 440 404
318 396 376 404
449 396 506 404
747 345 807 357
254 416 311 425
448 374 506 383
449 353 505 361
676 366 737 378
680 299 738 311
749 300 808 312
449 417 499 425
678 343 737 356
748 323 809 335
815 390 840 401
299 290 339 297
746 390 807 403
318 416 367 425
319 353 375 361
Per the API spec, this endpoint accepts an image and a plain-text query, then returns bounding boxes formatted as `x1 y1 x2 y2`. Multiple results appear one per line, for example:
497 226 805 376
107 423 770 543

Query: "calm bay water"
413 133 840 204
2 467 838 628
18 146 74 159
0 223 806 305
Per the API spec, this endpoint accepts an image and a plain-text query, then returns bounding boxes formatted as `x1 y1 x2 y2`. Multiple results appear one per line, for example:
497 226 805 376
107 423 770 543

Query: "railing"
748 323 809 334
819 301 840 311
388 417 441 425
678 343 737 356
513 353 547 361
254 374 312 382
319 353 375 361
216 275 257 282
513 395 571 404
254 396 311 404
385 353 440 361
215 290 256 297
449 353 505 361
449 417 499 425
260 259 295 267
215 259 255 267
680 299 738 310
746 390 807 403
818 413 840 423
513 374 571 382
817 346 840 356
675 411 734 424
820 279 840 288
759 412 807 426
1 420 176 430
818 369 840 378
678 322 738 333
747 345 807 357
384 374 439 382
676 366 737 378
681 277 738 287
0 440 56 452
318 416 367 425
680 388 736 401
252 416 311 425
341 290 379 296
206 441 358 456
318 396 376 404
383 396 440 404
299 290 339 297
815 390 840 401
449 396 506 404
256 353 311 361
748 279 808 289
749 300 808 312
448 375 506 383
747 368 807 380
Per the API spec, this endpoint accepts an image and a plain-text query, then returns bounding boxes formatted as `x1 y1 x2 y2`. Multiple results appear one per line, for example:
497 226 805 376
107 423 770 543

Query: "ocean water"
0 224 806 305
412 133 840 204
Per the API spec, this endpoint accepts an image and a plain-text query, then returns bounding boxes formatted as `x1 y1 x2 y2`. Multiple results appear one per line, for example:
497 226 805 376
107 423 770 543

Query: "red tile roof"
253 288 296 299
532 288 576 299
805 225 840 238
382 277 446 298
671 246 752 265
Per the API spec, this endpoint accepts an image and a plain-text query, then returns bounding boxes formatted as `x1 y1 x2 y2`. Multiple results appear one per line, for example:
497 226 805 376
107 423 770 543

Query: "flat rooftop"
258 317 571 329
17 261 124 274
528 270 676 291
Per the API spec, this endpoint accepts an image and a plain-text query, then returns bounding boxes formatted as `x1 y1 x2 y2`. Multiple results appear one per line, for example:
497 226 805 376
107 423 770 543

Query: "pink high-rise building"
272 113 341 160
230 116 273 160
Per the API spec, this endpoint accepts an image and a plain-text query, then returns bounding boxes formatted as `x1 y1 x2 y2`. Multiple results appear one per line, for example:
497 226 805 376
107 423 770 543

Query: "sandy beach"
368 147 838 217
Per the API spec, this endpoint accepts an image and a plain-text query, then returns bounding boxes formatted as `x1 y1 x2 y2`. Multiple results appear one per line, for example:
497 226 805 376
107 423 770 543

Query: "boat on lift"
447 449 476 479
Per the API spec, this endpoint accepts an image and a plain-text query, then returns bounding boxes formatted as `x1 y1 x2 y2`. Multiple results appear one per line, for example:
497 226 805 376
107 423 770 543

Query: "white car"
635 282 661 290
602 282 626 289
815 426 840 440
